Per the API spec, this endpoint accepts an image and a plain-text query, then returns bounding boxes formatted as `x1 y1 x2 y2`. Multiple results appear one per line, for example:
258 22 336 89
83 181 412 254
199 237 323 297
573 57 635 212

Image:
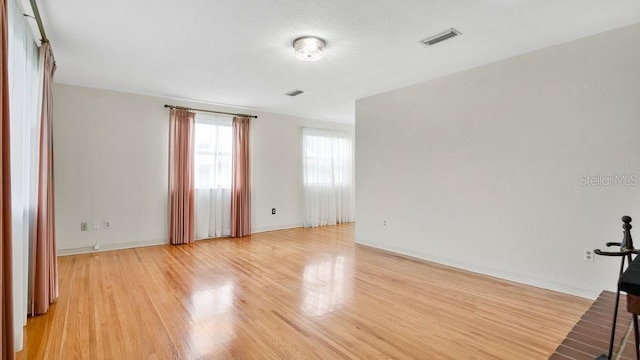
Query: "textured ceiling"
30 0 640 123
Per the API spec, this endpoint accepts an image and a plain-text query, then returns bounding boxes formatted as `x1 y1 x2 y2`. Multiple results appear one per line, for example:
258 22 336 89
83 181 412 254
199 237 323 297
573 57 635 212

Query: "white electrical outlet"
103 221 111 230
80 222 88 231
383 220 387 227
94 243 99 250
93 220 100 230
584 249 595 262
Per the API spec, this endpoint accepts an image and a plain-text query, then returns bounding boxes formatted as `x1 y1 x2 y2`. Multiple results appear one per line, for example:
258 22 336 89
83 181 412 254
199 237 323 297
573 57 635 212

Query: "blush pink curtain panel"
169 109 195 245
0 0 13 356
230 117 250 237
32 42 58 316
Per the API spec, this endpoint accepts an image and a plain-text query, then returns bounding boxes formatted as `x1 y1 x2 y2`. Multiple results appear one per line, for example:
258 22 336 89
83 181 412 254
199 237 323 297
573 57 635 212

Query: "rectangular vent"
419 28 461 47
285 89 304 97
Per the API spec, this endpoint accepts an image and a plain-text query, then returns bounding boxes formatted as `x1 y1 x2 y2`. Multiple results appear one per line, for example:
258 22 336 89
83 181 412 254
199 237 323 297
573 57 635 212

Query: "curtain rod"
28 0 48 43
164 104 258 119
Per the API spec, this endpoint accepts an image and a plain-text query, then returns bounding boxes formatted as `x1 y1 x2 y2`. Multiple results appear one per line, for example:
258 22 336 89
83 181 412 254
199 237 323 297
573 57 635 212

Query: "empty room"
3 0 640 359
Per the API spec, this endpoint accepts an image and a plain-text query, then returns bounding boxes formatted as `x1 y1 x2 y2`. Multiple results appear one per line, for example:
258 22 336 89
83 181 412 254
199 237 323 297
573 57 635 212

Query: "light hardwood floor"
17 224 590 359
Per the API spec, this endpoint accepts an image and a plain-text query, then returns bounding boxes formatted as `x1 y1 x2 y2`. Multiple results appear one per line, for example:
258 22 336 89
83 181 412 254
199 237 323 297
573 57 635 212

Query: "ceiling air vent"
285 89 304 97
419 28 461 47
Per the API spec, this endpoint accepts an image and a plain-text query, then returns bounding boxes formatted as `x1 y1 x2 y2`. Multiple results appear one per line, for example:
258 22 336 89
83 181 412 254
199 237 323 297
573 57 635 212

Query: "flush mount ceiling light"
293 36 326 61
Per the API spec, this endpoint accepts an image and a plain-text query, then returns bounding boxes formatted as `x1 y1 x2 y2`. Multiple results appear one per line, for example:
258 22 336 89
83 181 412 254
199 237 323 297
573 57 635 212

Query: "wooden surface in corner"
17 224 590 359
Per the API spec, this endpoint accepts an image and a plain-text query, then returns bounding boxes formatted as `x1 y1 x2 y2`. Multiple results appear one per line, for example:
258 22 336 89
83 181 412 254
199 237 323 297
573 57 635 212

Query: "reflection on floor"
302 255 349 316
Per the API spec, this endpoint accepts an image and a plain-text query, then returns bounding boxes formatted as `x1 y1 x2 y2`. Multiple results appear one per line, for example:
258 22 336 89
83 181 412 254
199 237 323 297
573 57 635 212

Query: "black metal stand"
594 216 638 360
634 313 640 360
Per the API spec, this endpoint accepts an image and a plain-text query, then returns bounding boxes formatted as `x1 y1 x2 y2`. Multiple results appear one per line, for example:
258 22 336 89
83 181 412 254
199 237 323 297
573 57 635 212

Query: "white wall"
251 107 354 232
355 23 640 299
54 84 353 254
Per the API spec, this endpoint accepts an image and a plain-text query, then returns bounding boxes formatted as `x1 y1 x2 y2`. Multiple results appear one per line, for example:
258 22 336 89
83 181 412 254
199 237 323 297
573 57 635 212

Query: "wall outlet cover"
584 249 595 262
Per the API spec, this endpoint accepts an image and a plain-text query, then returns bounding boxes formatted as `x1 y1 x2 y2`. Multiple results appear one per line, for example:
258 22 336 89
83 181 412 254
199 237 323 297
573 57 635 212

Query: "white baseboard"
56 224 305 256
252 223 303 234
57 239 167 256
356 239 600 300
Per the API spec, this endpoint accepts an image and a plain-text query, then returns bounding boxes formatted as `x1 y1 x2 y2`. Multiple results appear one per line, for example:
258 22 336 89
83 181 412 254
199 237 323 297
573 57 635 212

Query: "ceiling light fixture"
293 36 326 61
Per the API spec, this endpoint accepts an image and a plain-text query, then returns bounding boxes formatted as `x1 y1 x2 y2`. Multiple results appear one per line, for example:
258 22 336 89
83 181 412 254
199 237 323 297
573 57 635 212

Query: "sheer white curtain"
194 115 232 239
8 0 40 350
302 128 354 228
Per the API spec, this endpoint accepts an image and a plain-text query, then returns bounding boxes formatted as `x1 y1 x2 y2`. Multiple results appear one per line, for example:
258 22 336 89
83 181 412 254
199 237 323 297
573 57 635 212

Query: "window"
303 128 353 186
302 128 354 227
194 114 233 239
194 115 232 189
